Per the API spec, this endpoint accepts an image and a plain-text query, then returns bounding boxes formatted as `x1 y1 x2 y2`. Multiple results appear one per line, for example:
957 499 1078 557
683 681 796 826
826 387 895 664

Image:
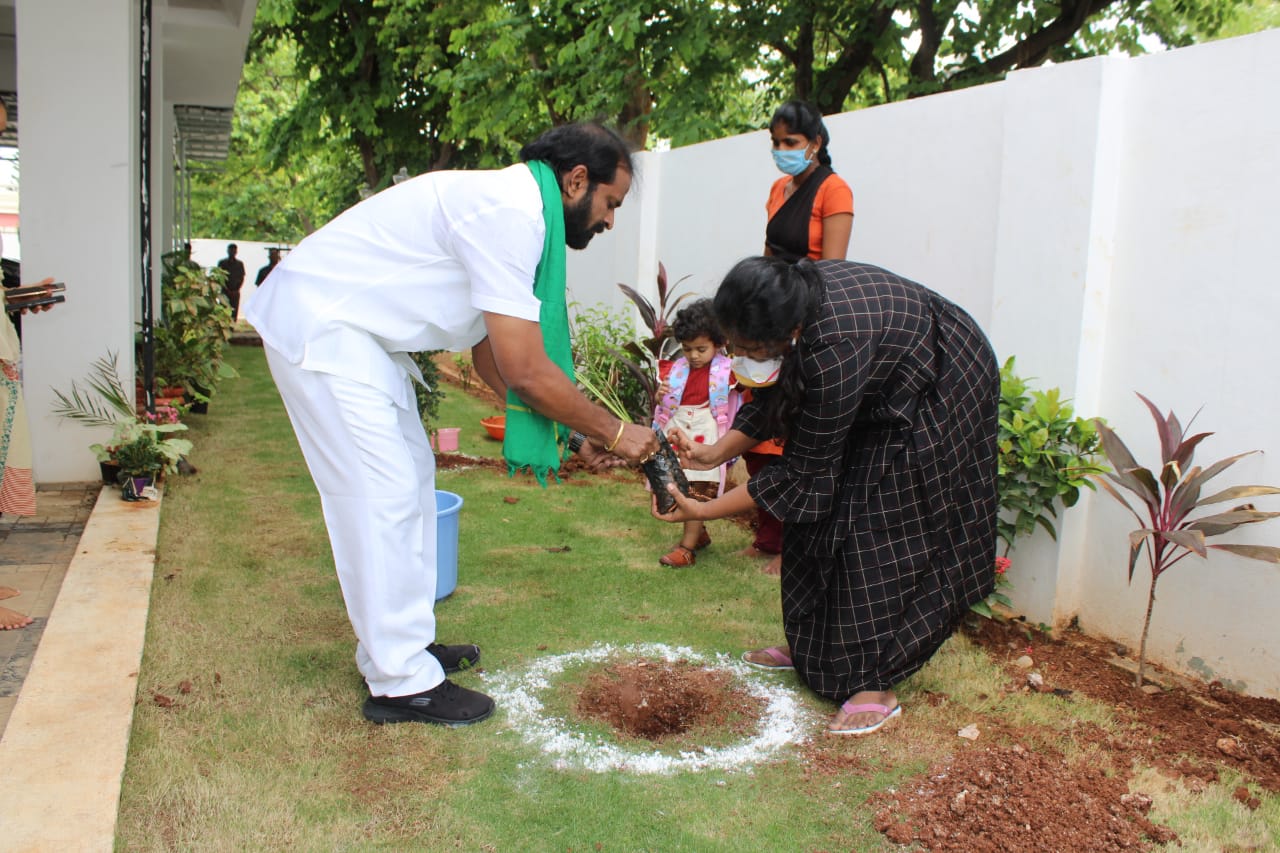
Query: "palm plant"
1094 394 1280 687
51 351 193 475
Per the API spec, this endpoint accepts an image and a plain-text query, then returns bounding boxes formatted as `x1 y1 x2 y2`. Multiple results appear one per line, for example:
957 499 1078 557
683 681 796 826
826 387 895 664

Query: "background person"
744 101 856 574
255 247 282 287
0 273 61 630
656 256 998 736
650 298 739 567
246 122 658 728
216 243 246 321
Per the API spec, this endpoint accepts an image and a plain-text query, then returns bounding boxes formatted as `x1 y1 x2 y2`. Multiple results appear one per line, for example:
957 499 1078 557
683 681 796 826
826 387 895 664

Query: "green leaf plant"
51 351 193 476
973 358 1108 620
571 303 651 425
1094 393 1280 687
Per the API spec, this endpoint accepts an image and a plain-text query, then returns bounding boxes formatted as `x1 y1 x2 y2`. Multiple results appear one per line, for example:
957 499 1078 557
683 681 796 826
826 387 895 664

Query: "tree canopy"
191 0 1267 241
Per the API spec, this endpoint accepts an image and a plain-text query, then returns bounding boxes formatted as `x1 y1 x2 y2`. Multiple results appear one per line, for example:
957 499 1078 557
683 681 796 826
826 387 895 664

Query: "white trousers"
264 345 445 697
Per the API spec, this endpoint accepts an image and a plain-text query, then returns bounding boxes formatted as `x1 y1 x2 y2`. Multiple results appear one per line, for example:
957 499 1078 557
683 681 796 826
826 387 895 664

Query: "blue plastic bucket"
435 490 463 600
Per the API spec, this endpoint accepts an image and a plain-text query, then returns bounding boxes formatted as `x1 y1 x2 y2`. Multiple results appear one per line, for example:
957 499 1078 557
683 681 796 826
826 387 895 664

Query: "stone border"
0 487 161 850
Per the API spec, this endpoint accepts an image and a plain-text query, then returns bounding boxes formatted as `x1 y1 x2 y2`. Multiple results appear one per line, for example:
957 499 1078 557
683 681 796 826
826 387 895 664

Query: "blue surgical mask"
772 148 812 177
732 355 783 388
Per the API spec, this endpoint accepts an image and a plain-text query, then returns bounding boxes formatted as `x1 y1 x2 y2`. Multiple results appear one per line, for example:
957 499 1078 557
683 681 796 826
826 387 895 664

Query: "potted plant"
112 433 166 499
52 351 194 485
146 251 239 412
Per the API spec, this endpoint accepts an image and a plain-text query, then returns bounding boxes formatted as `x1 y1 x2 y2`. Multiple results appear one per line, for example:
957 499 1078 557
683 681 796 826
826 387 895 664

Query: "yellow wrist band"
605 420 626 453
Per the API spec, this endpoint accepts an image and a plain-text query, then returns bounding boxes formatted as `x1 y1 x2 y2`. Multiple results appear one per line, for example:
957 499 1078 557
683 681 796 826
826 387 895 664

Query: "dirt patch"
574 659 764 742
963 617 1280 793
869 743 1178 851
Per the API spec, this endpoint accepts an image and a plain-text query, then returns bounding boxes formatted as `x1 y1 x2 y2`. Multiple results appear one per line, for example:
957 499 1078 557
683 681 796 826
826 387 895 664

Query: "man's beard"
564 188 606 250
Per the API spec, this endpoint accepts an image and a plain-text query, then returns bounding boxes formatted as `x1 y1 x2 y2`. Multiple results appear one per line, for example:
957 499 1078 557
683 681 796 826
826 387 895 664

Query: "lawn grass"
116 345 1274 851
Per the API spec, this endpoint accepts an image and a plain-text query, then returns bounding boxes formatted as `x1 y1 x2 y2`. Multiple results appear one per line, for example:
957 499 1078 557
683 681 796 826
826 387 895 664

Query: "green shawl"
503 160 573 485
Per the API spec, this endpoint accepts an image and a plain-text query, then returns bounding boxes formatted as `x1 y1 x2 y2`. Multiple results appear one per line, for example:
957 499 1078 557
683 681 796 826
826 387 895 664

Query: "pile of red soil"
574 659 763 741
869 743 1179 851
964 617 1280 794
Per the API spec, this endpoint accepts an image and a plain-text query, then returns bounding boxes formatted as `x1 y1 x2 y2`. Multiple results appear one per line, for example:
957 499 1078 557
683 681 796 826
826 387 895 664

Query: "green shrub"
571 304 650 424
972 357 1108 620
412 351 445 432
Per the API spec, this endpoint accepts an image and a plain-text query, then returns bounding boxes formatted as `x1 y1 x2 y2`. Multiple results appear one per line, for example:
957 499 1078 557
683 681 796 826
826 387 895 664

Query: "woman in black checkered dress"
656 256 998 735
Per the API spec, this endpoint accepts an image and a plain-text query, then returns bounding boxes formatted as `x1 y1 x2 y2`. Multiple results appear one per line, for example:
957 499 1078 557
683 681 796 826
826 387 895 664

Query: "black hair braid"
761 260 825 440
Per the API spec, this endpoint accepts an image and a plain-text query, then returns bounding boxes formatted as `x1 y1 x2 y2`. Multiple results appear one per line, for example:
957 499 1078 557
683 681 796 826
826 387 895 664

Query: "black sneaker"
362 679 495 726
427 642 481 673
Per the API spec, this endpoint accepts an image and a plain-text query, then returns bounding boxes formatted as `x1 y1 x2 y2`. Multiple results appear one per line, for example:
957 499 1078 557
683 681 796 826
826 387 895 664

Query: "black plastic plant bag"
643 428 691 514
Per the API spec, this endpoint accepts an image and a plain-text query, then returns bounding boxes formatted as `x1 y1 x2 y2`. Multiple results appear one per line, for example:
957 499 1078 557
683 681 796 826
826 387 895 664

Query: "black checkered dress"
739 260 998 701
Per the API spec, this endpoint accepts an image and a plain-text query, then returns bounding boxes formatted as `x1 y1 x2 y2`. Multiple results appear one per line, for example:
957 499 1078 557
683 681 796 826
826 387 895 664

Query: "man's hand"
607 421 660 464
576 439 624 472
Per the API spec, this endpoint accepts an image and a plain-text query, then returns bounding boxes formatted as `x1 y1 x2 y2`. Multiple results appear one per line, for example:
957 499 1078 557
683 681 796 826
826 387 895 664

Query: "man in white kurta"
246 123 658 726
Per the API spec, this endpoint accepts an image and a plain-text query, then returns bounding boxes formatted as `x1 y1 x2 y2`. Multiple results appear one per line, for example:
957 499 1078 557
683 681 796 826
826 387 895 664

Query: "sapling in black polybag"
643 428 690 514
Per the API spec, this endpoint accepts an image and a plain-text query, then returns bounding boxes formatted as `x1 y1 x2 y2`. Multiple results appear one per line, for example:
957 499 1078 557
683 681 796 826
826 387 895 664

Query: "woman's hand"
650 483 705 523
666 427 720 470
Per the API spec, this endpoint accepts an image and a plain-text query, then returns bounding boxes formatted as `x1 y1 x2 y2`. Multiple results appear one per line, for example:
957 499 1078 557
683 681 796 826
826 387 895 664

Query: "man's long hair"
519 122 634 187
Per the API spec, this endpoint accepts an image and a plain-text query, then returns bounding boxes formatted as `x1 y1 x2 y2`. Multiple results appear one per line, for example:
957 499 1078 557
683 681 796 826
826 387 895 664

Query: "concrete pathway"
0 483 160 851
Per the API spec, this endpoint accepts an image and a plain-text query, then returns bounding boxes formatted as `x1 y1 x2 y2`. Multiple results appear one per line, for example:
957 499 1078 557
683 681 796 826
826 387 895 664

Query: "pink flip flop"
829 701 902 736
741 646 793 670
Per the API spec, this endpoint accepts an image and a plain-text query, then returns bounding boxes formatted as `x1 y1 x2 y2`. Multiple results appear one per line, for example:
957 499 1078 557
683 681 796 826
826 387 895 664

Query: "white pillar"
985 56 1127 626
17 0 140 482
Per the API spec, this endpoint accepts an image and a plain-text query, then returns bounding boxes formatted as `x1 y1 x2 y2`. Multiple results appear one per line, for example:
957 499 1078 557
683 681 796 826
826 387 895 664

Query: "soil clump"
574 659 763 742
869 742 1178 851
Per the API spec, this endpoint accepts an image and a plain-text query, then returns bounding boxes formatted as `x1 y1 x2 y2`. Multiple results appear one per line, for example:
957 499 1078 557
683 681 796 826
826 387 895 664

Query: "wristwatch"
567 431 586 453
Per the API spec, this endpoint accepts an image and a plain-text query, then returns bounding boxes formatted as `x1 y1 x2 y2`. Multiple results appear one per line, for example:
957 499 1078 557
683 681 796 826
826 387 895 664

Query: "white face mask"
732 355 783 388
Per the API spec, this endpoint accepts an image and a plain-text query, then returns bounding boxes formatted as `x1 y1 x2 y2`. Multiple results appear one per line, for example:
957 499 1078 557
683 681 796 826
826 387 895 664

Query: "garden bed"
437 359 1280 849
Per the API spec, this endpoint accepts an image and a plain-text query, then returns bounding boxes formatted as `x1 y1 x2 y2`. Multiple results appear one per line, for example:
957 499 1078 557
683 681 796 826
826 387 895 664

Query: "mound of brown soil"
964 617 1280 793
574 659 763 742
869 743 1178 851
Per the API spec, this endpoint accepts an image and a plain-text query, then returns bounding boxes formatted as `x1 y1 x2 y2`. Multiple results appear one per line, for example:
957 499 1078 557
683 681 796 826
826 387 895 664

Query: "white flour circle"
484 642 813 775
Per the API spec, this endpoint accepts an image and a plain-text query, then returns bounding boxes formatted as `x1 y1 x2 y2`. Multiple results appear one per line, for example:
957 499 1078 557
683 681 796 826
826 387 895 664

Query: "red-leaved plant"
1094 394 1280 687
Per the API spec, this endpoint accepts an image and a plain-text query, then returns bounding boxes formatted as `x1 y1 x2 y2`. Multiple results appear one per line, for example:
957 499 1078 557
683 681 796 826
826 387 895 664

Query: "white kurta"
247 164 546 697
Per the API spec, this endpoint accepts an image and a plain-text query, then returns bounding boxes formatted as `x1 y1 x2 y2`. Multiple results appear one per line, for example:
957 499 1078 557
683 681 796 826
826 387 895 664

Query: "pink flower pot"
435 427 460 453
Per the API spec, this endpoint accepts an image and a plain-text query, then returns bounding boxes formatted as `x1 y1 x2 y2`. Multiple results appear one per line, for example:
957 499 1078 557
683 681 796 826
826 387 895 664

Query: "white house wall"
566 28 1280 697
17 0 142 482
1077 31 1280 695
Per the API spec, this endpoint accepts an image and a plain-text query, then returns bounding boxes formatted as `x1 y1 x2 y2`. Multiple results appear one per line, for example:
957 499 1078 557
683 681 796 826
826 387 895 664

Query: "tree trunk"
1135 577 1158 688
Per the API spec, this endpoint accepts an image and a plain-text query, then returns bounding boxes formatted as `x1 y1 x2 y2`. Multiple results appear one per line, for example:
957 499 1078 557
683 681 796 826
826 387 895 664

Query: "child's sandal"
659 545 696 567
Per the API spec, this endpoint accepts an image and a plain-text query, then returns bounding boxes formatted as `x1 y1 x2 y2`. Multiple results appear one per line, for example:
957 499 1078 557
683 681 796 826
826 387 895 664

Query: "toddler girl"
651 299 739 567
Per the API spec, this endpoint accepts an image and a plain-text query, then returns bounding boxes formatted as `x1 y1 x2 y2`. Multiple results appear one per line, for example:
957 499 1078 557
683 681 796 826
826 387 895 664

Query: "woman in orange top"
765 100 854 261
742 101 854 574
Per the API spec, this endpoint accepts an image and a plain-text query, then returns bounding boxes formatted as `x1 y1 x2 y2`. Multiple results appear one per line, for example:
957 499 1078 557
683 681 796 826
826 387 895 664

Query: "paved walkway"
0 483 99 730
0 482 161 851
